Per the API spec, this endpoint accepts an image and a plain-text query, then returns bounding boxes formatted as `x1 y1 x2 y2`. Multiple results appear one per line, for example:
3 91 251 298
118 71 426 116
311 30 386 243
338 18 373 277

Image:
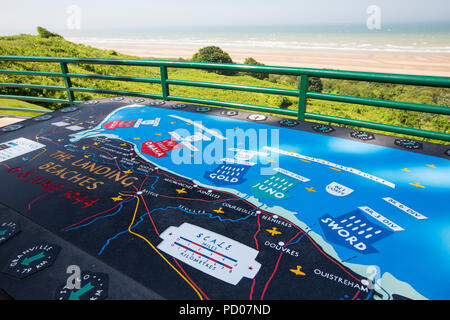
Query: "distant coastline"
66 37 450 76
65 24 450 77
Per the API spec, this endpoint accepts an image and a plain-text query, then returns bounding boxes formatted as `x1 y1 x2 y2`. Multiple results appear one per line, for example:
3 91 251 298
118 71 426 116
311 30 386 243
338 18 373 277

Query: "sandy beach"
73 41 450 77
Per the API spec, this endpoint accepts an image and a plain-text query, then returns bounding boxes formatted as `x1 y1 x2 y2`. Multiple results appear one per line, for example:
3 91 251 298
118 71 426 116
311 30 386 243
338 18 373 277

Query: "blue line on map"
64 196 136 232
98 204 253 255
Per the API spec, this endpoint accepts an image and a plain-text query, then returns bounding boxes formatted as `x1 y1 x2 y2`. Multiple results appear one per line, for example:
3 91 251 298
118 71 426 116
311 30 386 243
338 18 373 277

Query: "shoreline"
69 104 427 300
69 39 450 77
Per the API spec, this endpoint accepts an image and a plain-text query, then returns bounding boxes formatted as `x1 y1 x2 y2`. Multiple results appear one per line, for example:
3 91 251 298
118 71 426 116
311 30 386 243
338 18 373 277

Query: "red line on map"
60 196 133 231
253 213 261 250
158 194 235 203
139 194 160 236
139 171 150 190
249 279 256 300
172 258 210 300
352 290 361 300
107 138 363 288
260 231 302 300
25 192 50 213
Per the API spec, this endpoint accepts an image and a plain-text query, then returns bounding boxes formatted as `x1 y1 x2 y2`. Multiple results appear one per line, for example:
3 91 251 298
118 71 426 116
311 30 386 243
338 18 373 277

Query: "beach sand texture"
75 41 450 77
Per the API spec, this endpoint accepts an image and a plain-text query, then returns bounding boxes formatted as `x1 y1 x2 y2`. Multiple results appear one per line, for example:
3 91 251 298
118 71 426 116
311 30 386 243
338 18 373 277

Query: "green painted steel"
0 55 449 141
306 92 450 115
297 75 309 120
160 66 170 100
60 62 75 104
304 112 450 141
0 106 51 113
167 95 298 116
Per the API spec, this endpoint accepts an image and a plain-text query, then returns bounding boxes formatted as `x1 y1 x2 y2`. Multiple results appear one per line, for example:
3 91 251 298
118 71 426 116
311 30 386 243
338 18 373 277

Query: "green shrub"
37 26 62 39
191 46 236 76
243 57 269 80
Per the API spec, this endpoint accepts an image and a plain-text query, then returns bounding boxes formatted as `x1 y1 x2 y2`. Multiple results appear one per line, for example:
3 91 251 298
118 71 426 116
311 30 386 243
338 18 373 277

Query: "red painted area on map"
141 139 183 158
103 120 136 129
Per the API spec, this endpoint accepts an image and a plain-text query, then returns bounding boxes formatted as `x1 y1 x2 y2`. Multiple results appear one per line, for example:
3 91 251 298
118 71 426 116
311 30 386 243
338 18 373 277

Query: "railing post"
160 66 169 100
297 74 308 120
60 62 74 105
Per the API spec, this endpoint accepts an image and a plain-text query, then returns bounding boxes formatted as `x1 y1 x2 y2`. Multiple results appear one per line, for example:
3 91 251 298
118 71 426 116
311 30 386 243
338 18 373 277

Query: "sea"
62 23 450 53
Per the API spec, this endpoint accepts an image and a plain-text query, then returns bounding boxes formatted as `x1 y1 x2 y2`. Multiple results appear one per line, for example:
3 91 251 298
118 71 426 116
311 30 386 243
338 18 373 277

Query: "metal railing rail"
0 55 449 141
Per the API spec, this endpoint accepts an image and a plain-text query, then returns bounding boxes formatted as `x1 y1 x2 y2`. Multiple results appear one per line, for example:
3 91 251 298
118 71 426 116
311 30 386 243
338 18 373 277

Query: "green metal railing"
0 55 449 141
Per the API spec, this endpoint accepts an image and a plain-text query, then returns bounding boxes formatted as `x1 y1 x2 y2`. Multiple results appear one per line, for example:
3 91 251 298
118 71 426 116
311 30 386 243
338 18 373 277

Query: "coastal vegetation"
0 28 448 143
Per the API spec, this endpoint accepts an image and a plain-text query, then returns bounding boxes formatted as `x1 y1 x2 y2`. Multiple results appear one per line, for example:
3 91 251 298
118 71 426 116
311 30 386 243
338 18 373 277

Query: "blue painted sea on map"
70 105 450 299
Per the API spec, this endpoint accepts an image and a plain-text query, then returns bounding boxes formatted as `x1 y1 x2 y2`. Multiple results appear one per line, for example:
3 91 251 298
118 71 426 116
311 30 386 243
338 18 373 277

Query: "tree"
191 46 236 75
266 95 293 109
308 77 323 93
243 57 269 80
37 26 62 39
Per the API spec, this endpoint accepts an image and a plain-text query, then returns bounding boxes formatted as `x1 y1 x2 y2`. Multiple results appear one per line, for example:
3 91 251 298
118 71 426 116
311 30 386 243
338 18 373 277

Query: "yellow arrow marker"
111 195 123 202
155 133 162 136
122 169 133 175
305 187 316 192
120 143 127 147
409 182 425 188
266 227 282 236
213 207 224 214
81 146 88 150
289 265 306 276
401 168 410 172
93 142 100 146
426 164 435 168
176 188 187 194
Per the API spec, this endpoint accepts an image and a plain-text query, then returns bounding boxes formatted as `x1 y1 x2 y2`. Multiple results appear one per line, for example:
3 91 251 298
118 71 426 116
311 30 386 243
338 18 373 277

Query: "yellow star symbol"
305 187 316 192
213 207 224 214
266 227 282 236
176 188 187 194
122 169 133 175
93 142 100 146
289 265 306 276
111 195 123 202
409 182 425 188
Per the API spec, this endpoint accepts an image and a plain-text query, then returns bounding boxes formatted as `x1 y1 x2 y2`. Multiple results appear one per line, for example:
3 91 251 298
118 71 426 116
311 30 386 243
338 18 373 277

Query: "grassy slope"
0 34 448 144
0 98 48 116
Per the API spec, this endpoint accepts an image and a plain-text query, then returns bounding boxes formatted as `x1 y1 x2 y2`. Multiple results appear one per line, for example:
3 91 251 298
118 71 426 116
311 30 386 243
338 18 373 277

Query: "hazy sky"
1 0 449 35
